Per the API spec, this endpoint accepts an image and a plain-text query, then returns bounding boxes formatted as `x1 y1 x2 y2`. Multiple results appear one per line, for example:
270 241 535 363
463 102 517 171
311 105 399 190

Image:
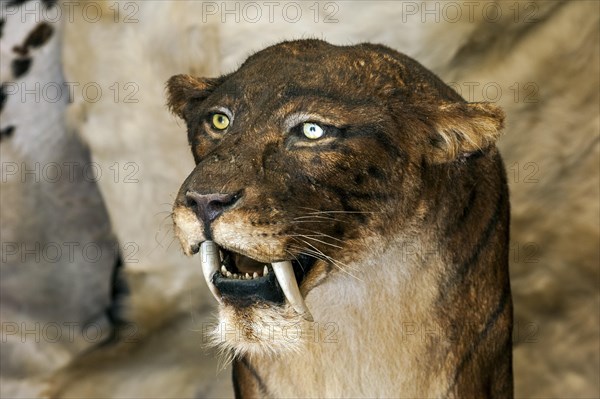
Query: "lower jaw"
209 300 309 358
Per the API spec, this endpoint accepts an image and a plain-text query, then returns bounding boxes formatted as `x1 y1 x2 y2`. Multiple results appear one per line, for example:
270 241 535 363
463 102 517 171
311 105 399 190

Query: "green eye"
211 113 230 130
302 123 324 139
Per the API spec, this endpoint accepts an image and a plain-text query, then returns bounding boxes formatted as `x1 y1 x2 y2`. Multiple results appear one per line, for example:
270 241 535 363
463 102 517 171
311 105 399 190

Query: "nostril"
186 196 198 209
221 193 239 208
205 194 236 215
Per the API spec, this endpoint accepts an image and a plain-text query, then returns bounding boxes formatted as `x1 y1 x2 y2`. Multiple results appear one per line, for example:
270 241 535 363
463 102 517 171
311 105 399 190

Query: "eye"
211 113 230 130
302 122 324 139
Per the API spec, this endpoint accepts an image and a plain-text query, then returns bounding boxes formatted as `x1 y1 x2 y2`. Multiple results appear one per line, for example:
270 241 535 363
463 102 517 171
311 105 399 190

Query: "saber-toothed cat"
167 39 513 398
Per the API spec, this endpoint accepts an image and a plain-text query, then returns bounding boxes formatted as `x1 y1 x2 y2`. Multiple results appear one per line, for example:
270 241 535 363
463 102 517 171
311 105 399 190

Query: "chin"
209 302 308 359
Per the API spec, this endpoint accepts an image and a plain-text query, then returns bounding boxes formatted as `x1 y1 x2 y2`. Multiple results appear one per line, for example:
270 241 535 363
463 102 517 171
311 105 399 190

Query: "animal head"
167 39 504 356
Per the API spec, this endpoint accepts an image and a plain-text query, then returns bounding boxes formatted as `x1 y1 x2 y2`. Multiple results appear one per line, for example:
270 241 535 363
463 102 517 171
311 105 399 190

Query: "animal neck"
241 236 450 397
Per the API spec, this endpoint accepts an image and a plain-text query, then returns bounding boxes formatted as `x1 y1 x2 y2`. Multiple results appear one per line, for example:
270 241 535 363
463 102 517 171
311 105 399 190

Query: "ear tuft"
166 74 219 118
428 102 505 163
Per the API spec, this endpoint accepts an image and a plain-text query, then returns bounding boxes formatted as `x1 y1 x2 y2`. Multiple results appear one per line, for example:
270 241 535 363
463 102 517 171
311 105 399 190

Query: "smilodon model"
168 39 512 398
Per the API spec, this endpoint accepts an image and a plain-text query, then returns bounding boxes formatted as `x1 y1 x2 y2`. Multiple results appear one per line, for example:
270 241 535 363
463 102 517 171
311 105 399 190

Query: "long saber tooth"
271 261 314 322
200 241 222 304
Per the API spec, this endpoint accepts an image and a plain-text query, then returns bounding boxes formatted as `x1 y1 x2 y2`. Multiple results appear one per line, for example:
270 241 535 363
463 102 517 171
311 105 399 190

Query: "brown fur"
168 40 512 397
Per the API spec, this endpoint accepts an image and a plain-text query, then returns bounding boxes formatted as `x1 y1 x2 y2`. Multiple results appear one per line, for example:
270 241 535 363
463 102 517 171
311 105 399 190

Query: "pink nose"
185 191 239 225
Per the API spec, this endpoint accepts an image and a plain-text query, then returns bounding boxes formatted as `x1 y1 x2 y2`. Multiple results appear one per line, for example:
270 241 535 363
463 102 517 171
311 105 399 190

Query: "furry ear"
166 74 221 118
426 102 505 163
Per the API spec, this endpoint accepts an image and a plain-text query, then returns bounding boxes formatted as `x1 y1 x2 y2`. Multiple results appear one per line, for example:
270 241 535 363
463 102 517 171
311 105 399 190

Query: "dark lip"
213 269 284 307
211 249 316 308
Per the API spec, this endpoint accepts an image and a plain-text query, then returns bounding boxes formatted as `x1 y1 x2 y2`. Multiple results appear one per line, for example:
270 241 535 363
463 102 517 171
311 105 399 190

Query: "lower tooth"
226 271 232 278
253 272 259 279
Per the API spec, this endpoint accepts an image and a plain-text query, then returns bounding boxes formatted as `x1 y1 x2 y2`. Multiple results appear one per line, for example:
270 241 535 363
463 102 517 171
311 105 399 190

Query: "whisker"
292 215 341 222
165 236 178 251
298 206 378 215
284 249 308 273
290 239 361 280
286 245 330 265
288 220 340 225
294 229 346 243
156 212 175 226
288 245 362 281
285 234 344 250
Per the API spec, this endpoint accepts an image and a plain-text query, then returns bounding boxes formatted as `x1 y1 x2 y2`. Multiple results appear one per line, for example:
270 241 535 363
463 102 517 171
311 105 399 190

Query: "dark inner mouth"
212 248 316 308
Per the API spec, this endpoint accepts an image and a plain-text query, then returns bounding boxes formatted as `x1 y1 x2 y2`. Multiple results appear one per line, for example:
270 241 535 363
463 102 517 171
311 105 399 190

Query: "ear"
166 74 221 119
426 102 505 163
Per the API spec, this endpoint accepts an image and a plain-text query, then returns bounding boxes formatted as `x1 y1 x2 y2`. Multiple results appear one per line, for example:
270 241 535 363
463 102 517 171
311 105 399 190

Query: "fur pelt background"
1 1 598 398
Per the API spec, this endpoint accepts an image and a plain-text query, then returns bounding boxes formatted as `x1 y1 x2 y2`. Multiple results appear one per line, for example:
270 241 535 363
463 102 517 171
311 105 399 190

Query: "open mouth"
199 241 315 321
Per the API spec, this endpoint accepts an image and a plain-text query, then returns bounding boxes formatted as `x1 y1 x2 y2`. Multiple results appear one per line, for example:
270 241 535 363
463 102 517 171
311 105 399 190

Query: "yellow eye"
211 113 230 130
302 122 324 139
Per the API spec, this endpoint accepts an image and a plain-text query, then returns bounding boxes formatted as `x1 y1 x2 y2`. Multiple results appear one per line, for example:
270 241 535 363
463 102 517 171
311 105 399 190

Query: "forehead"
220 42 408 102
207 40 462 113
